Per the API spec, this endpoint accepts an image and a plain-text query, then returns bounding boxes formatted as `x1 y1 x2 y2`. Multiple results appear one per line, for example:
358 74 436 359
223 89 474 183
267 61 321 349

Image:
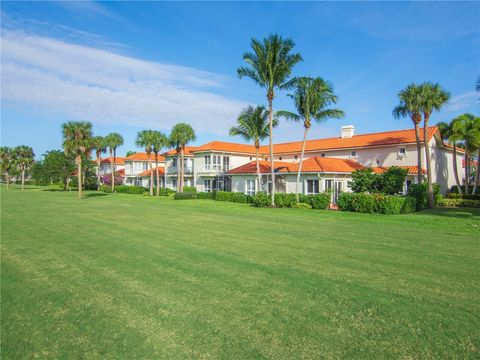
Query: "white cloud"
1 30 247 134
444 91 478 112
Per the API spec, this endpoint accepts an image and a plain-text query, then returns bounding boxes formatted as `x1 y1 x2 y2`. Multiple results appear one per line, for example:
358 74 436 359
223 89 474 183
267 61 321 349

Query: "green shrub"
437 198 480 208
447 193 480 200
337 192 354 211
114 185 148 194
197 192 215 200
183 186 197 193
232 193 250 203
310 193 330 209
215 191 234 202
337 192 416 214
174 192 196 200
294 202 312 209
450 185 479 194
142 191 150 196
253 192 271 207
100 184 112 193
274 193 297 208
408 183 428 210
158 188 176 196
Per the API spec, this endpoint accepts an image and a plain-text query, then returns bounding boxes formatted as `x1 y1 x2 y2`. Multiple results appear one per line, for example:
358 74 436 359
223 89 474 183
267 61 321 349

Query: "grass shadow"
84 193 110 198
420 207 480 219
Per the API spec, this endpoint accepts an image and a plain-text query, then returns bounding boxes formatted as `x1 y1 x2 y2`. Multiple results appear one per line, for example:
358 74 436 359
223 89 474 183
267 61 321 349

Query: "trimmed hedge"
446 193 480 201
174 192 196 200
253 192 330 209
437 198 480 208
158 188 176 196
274 193 297 208
337 192 417 214
197 192 215 200
101 185 148 194
252 192 271 207
215 191 234 202
295 202 312 209
298 193 330 210
183 186 197 193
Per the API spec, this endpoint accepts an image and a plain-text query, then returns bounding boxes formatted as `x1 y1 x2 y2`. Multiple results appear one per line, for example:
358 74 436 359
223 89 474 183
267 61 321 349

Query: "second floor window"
172 158 177 167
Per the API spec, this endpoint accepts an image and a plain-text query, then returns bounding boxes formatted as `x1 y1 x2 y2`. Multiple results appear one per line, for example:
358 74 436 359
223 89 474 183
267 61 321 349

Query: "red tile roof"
138 167 165 177
162 146 199 156
228 157 365 174
125 152 165 162
372 166 426 175
96 157 126 165
192 141 257 154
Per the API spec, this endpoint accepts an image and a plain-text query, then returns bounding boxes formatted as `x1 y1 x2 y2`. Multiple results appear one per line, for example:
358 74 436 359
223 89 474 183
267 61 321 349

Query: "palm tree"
104 132 124 193
230 105 278 192
136 130 155 196
92 136 106 190
152 131 169 195
170 123 196 192
437 121 463 194
277 77 344 200
62 121 93 199
238 34 302 205
0 146 14 190
418 82 450 207
13 146 35 191
393 84 423 186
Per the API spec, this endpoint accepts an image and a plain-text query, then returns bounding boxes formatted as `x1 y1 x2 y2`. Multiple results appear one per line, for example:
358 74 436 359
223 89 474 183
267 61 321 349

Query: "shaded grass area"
1 187 479 359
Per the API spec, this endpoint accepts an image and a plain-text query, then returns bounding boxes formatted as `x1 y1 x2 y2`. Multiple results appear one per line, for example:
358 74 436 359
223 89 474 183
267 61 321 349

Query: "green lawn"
1 186 479 359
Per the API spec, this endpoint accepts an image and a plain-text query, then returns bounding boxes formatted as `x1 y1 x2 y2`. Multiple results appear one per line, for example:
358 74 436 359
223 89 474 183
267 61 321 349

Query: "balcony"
168 166 193 175
197 164 230 173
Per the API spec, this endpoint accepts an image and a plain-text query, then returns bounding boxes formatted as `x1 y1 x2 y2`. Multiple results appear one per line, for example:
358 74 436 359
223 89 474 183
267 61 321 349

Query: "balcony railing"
197 164 230 173
168 166 193 174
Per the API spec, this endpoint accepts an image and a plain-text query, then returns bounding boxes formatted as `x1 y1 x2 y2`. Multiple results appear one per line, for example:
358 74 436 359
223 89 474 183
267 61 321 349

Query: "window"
143 162 148 171
321 153 326 158
406 180 412 193
223 156 230 171
204 155 211 170
306 179 319 195
325 179 333 191
213 155 221 170
350 151 357 158
250 157 253 161
398 147 406 158
172 158 177 167
172 178 177 189
204 179 211 192
294 155 298 160
279 157 283 160
246 179 255 196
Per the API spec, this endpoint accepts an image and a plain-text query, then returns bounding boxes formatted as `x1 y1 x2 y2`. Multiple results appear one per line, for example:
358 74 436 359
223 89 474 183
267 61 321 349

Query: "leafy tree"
125 151 136 157
393 84 423 186
151 131 169 196
92 136 107 191
349 167 408 195
230 105 278 192
170 123 196 192
0 146 15 190
238 34 302 206
349 168 377 193
277 76 344 200
62 121 93 199
437 120 464 194
136 130 155 196
418 82 450 207
104 133 124 193
32 150 76 189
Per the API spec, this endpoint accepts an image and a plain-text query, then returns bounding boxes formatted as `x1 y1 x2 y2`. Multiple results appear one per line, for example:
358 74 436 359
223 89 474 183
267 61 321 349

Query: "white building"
124 152 166 188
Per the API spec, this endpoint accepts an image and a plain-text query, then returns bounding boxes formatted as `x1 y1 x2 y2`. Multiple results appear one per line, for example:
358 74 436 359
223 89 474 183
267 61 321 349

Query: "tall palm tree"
62 121 93 199
437 121 463 194
0 146 14 190
418 82 450 207
104 132 124 193
136 130 155 196
92 136 106 190
238 34 302 205
170 123 196 192
277 77 344 200
13 145 35 191
393 84 423 185
152 131 169 195
230 105 278 192
470 117 480 194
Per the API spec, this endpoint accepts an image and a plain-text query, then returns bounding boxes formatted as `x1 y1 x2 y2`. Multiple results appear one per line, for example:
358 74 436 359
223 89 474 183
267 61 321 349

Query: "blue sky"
1 1 479 158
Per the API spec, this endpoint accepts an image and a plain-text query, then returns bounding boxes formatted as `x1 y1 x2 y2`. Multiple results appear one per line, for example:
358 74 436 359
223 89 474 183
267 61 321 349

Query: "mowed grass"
1 187 479 359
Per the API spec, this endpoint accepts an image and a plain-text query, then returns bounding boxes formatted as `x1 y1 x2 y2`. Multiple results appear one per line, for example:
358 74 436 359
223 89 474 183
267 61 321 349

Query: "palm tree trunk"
6 173 9 190
148 155 153 196
268 93 275 206
176 153 180 192
296 126 309 201
77 156 82 199
465 151 470 195
180 147 185 192
21 168 25 191
255 143 261 193
110 148 114 193
414 123 423 185
473 149 480 194
155 153 160 196
423 119 434 208
453 143 462 194
96 153 101 191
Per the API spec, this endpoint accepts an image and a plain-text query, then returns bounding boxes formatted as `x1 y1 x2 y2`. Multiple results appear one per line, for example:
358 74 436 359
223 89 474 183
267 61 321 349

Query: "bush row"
100 185 148 194
252 192 330 209
446 193 480 201
437 198 480 208
174 191 252 203
449 185 480 195
337 192 417 214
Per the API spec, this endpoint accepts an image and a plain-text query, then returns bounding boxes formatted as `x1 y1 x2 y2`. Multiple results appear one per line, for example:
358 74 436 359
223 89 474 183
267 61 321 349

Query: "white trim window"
350 150 358 159
246 179 255 196
306 179 319 195
398 147 407 159
204 179 212 192
325 179 333 191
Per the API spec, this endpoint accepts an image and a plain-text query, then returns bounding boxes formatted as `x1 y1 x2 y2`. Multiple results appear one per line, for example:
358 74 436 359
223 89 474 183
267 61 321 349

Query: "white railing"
168 166 193 174
197 164 229 173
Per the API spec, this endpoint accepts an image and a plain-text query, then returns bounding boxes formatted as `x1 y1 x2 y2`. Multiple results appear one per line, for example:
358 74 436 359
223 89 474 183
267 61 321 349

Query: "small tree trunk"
268 93 275 206
255 143 261 193
465 151 470 195
148 154 153 196
452 143 462 194
110 148 115 193
6 173 10 190
296 126 309 201
96 154 101 191
77 156 82 199
423 119 434 208
155 153 160 196
473 149 480 195
21 168 25 191
414 123 423 185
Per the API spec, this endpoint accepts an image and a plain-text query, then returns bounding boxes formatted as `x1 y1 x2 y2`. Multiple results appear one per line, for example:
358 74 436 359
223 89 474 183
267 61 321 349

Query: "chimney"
341 125 354 138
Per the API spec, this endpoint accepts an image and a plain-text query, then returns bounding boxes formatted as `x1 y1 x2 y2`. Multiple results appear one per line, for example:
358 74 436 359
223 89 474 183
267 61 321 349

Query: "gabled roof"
102 168 125 176
228 157 365 175
96 157 126 165
125 152 165 162
372 166 426 175
162 146 199 156
138 167 165 177
192 141 257 154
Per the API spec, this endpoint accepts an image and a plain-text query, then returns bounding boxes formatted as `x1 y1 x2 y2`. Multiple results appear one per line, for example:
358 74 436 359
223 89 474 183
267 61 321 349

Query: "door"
333 181 343 204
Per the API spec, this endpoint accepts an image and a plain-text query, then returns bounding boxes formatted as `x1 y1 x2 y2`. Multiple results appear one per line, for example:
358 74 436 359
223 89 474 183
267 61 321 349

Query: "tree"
62 121 93 199
230 105 278 192
418 82 450 208
136 130 155 196
393 84 424 186
92 136 107 191
437 121 463 194
125 151 136 157
32 150 77 189
277 77 344 200
0 147 15 190
13 146 35 190
104 133 124 193
170 123 196 193
152 131 169 196
238 34 302 206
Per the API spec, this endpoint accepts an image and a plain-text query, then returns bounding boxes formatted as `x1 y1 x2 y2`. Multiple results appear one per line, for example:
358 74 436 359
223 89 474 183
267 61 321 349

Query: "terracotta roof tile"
162 146 199 156
192 141 257 154
372 166 426 175
138 167 165 177
125 152 165 162
96 157 126 165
